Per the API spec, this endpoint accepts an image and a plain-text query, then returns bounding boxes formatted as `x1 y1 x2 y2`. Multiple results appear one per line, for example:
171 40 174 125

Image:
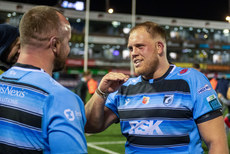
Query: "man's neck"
17 48 53 76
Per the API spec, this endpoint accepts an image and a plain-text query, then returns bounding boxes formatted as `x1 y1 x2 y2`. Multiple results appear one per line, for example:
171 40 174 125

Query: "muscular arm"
85 93 118 133
85 72 129 133
198 116 229 154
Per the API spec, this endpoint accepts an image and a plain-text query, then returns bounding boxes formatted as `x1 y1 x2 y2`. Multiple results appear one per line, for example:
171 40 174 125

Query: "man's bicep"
103 106 119 130
198 116 227 149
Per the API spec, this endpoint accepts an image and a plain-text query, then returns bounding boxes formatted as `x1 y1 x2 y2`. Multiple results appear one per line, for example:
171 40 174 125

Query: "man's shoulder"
167 66 210 89
170 66 204 79
123 76 142 86
1 67 71 95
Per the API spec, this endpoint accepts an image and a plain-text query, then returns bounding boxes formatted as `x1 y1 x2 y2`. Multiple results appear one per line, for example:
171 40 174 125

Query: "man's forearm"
85 92 106 133
84 72 129 133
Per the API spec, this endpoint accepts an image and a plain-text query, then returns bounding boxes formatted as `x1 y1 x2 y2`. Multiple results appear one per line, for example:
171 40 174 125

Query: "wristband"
95 87 108 99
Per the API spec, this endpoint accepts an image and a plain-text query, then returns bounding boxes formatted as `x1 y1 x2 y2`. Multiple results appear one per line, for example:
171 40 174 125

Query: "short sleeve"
191 71 222 120
43 90 87 153
105 91 119 118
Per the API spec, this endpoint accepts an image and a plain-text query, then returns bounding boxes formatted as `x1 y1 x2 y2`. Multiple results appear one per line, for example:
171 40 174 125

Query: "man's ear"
50 36 59 56
156 41 164 54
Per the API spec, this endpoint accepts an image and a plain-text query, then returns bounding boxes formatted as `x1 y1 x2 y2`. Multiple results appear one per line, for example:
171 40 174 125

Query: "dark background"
2 0 230 21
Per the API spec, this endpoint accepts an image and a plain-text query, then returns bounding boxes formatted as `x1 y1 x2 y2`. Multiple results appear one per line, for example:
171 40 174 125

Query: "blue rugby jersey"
105 64 222 154
0 64 87 153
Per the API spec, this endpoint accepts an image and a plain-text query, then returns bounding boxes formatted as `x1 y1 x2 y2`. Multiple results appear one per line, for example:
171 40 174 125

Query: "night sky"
3 0 230 21
91 0 230 21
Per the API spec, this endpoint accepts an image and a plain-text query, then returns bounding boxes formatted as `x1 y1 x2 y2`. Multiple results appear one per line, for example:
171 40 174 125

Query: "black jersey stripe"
0 143 42 154
0 106 41 128
118 108 192 120
119 79 190 96
126 134 190 146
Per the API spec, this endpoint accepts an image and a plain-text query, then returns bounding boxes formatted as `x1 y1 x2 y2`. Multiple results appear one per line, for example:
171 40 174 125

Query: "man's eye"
137 45 143 48
128 47 133 52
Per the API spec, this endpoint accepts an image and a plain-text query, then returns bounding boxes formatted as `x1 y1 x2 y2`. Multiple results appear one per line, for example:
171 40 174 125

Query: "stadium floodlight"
108 8 114 14
61 1 84 11
226 16 230 22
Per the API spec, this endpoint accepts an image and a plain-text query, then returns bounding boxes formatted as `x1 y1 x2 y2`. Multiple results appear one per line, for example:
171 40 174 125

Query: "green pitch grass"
86 124 125 154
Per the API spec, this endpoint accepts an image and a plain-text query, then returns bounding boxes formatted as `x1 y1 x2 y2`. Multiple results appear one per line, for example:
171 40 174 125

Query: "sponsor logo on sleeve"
206 94 216 102
64 109 75 121
198 84 211 94
64 109 82 121
75 111 82 117
206 94 222 110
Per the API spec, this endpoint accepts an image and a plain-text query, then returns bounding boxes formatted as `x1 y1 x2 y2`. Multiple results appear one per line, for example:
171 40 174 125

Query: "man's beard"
53 55 66 72
134 57 159 79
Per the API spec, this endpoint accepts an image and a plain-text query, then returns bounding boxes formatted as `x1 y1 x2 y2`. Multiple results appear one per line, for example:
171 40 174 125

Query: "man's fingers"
99 72 129 93
104 72 129 82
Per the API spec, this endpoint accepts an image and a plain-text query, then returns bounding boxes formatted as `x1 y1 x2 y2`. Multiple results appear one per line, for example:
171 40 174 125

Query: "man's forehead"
57 11 70 24
129 29 151 39
63 24 71 32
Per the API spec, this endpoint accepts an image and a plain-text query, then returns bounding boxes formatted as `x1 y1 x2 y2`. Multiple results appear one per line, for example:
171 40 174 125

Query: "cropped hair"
130 21 167 42
19 6 65 46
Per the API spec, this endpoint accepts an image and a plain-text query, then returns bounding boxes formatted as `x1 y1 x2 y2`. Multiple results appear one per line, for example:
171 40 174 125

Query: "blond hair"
129 21 167 43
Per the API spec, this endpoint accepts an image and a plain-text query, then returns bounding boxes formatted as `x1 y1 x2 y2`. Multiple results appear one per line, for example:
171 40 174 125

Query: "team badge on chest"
142 96 150 104
163 94 174 106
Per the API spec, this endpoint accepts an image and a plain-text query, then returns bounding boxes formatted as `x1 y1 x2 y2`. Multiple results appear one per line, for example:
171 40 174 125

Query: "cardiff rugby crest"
163 94 174 106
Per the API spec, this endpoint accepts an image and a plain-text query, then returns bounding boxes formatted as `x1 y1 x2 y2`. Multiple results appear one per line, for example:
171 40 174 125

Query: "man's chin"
134 69 142 76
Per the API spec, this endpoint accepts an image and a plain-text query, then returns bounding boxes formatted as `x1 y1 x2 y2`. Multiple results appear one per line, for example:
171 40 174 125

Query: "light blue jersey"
0 64 87 153
106 65 222 154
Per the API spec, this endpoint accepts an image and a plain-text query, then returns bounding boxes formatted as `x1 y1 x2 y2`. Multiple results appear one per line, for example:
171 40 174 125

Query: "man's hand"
85 72 129 133
98 72 129 94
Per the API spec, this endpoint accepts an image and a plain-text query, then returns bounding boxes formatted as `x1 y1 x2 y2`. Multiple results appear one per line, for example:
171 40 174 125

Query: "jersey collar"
141 64 175 83
13 63 45 72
